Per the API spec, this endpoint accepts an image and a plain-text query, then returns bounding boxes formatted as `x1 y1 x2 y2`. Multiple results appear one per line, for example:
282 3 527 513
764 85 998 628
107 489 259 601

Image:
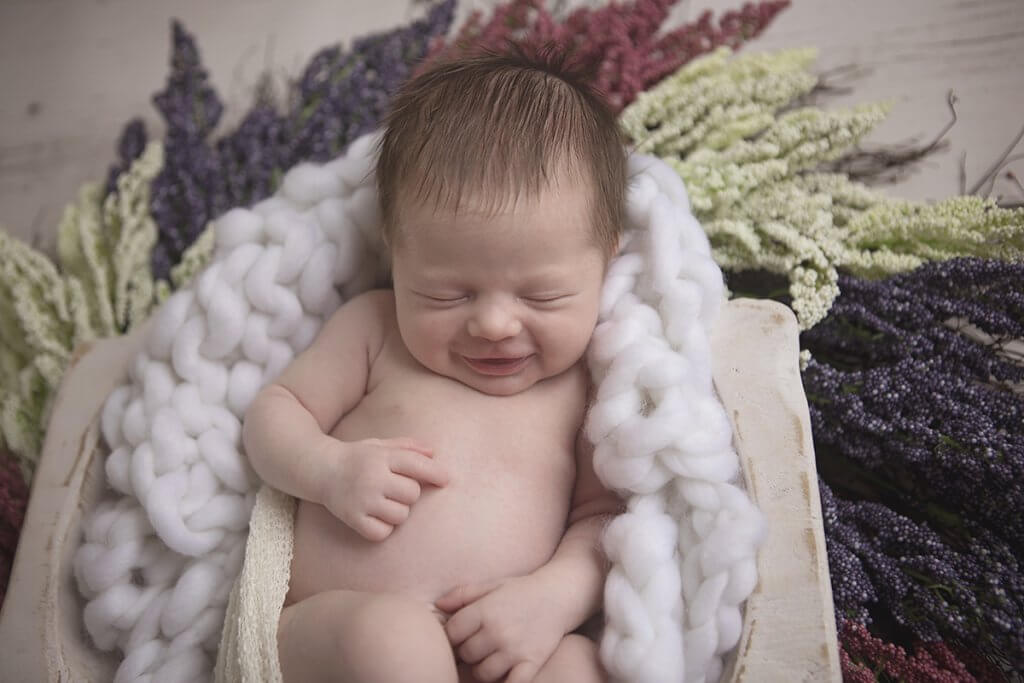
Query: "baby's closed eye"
414 291 469 305
520 293 576 307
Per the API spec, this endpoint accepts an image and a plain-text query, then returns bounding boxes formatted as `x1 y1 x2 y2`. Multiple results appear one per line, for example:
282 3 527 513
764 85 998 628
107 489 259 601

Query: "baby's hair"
375 45 627 257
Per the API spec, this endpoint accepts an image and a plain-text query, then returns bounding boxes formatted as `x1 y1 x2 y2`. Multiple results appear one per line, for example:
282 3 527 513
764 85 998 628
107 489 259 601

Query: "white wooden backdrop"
1 0 1022 252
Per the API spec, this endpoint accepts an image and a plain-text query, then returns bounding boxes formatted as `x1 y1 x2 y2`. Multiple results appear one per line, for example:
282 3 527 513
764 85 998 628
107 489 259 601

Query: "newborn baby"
243 51 627 683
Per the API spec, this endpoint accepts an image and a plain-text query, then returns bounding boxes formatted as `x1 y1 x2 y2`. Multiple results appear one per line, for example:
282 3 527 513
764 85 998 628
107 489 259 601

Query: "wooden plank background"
1 0 1022 253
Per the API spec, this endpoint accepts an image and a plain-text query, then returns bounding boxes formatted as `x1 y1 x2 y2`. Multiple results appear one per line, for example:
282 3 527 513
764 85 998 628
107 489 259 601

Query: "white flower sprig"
621 47 1024 329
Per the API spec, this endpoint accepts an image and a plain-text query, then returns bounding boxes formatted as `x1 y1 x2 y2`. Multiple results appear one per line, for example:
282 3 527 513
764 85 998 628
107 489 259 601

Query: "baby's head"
376 49 627 395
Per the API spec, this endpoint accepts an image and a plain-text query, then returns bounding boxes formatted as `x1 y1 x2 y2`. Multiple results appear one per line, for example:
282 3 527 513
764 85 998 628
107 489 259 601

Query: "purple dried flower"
819 480 1024 668
808 259 1024 670
215 99 287 207
152 21 223 139
104 118 148 196
804 259 1024 550
141 3 454 280
148 21 227 280
283 0 455 163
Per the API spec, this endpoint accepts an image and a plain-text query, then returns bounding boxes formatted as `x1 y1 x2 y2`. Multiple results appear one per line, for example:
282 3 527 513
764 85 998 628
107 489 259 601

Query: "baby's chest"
335 368 582 481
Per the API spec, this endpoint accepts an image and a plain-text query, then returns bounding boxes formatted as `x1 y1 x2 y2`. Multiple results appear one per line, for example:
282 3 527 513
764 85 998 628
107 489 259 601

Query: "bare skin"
243 179 620 682
287 315 580 606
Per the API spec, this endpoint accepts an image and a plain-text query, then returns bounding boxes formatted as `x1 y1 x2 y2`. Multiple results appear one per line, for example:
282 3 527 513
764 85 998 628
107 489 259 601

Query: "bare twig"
959 150 968 195
789 62 872 109
821 90 959 184
1002 152 1024 167
1007 170 1024 194
968 122 1024 196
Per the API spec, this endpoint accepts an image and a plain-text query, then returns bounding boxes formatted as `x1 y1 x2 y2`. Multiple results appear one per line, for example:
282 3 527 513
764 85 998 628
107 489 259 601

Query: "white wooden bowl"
0 298 839 681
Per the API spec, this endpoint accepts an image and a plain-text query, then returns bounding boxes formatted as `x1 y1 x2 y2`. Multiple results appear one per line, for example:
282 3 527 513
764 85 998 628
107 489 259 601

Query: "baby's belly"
286 431 574 606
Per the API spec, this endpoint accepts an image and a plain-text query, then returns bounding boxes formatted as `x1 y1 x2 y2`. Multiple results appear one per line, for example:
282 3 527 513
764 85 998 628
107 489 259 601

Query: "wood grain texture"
712 299 840 682
1 0 1021 252
687 0 1024 202
0 325 149 682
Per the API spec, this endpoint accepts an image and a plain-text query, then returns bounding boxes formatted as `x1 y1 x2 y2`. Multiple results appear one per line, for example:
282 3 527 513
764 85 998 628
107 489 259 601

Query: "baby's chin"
450 366 545 397
456 374 541 397
425 355 565 396
454 358 587 397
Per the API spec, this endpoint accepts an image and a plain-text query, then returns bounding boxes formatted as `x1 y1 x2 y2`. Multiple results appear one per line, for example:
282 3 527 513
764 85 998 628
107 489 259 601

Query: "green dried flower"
0 142 163 480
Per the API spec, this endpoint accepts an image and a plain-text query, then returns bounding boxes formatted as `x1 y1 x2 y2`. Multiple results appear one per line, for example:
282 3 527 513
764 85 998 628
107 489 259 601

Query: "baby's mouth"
462 355 532 376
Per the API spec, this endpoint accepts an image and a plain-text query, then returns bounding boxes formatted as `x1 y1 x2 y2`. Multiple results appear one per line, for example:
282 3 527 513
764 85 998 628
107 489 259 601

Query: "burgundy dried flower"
418 0 789 112
840 620 987 683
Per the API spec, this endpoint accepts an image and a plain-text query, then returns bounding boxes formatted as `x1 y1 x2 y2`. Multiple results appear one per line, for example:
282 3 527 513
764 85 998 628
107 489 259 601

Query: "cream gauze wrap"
72 132 765 683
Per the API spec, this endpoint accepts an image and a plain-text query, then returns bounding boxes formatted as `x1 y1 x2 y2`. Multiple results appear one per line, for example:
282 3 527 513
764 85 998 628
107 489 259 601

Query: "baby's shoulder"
342 288 396 316
317 289 397 351
327 289 396 326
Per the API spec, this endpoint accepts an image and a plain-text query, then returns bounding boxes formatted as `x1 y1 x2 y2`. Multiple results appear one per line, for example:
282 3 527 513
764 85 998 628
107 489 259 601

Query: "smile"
462 355 533 376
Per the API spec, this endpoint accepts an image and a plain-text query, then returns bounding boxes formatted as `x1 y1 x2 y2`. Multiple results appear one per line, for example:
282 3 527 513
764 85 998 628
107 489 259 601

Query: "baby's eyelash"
418 292 467 303
523 294 569 304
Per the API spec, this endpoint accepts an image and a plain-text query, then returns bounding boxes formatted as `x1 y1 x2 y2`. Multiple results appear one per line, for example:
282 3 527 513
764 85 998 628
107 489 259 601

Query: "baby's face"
390 177 608 396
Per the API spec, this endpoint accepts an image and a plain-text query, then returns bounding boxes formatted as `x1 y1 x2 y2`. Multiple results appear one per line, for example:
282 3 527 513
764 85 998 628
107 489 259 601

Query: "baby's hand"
436 575 565 683
323 436 447 541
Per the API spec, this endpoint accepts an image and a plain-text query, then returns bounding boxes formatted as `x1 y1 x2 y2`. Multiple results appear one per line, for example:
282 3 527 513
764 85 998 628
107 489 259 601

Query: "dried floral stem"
968 122 1024 196
822 90 958 184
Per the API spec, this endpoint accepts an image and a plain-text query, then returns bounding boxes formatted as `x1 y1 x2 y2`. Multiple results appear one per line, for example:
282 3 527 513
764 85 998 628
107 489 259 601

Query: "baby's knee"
340 594 458 683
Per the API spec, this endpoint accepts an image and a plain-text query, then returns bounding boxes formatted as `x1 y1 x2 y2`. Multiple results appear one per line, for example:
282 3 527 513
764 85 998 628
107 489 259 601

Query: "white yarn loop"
74 136 762 682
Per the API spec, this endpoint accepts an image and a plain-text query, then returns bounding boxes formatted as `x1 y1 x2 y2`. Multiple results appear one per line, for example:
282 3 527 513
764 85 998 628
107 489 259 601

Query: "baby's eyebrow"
407 261 462 277
519 269 576 287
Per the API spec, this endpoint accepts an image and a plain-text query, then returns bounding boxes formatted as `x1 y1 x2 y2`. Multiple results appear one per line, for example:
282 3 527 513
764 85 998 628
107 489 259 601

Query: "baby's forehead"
394 186 595 240
394 166 594 218
392 205 604 285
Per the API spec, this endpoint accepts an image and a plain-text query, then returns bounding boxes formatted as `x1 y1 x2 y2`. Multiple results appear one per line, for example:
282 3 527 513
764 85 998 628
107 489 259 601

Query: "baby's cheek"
550 322 591 364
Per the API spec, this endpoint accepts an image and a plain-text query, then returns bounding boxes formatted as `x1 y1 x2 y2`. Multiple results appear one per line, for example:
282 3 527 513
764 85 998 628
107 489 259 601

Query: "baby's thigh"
279 589 458 683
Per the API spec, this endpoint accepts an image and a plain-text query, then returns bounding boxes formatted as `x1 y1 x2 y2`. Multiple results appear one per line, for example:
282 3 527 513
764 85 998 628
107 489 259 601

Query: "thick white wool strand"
73 135 762 682
591 154 765 682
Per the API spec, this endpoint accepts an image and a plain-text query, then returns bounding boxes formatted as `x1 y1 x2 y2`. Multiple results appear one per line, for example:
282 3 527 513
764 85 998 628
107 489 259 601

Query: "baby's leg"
278 589 459 683
533 634 606 683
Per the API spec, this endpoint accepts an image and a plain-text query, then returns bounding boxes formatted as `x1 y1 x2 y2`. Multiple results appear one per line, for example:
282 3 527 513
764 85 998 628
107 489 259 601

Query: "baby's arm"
529 430 624 630
243 290 447 539
243 290 386 501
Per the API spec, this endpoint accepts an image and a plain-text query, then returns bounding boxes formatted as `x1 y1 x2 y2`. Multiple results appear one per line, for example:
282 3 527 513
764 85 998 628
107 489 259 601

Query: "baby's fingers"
384 476 422 506
355 515 395 542
369 498 410 526
475 650 516 683
458 631 498 664
504 661 540 683
379 436 434 456
390 450 449 487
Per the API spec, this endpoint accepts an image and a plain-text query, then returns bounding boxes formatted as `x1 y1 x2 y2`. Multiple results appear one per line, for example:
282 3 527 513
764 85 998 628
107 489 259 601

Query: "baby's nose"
467 298 522 340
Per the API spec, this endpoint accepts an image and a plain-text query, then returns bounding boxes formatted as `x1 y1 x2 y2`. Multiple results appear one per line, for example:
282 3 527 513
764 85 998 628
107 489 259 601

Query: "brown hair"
375 48 627 257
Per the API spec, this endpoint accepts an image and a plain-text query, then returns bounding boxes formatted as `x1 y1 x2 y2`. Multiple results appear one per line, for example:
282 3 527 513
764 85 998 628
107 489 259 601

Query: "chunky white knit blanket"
72 132 764 683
